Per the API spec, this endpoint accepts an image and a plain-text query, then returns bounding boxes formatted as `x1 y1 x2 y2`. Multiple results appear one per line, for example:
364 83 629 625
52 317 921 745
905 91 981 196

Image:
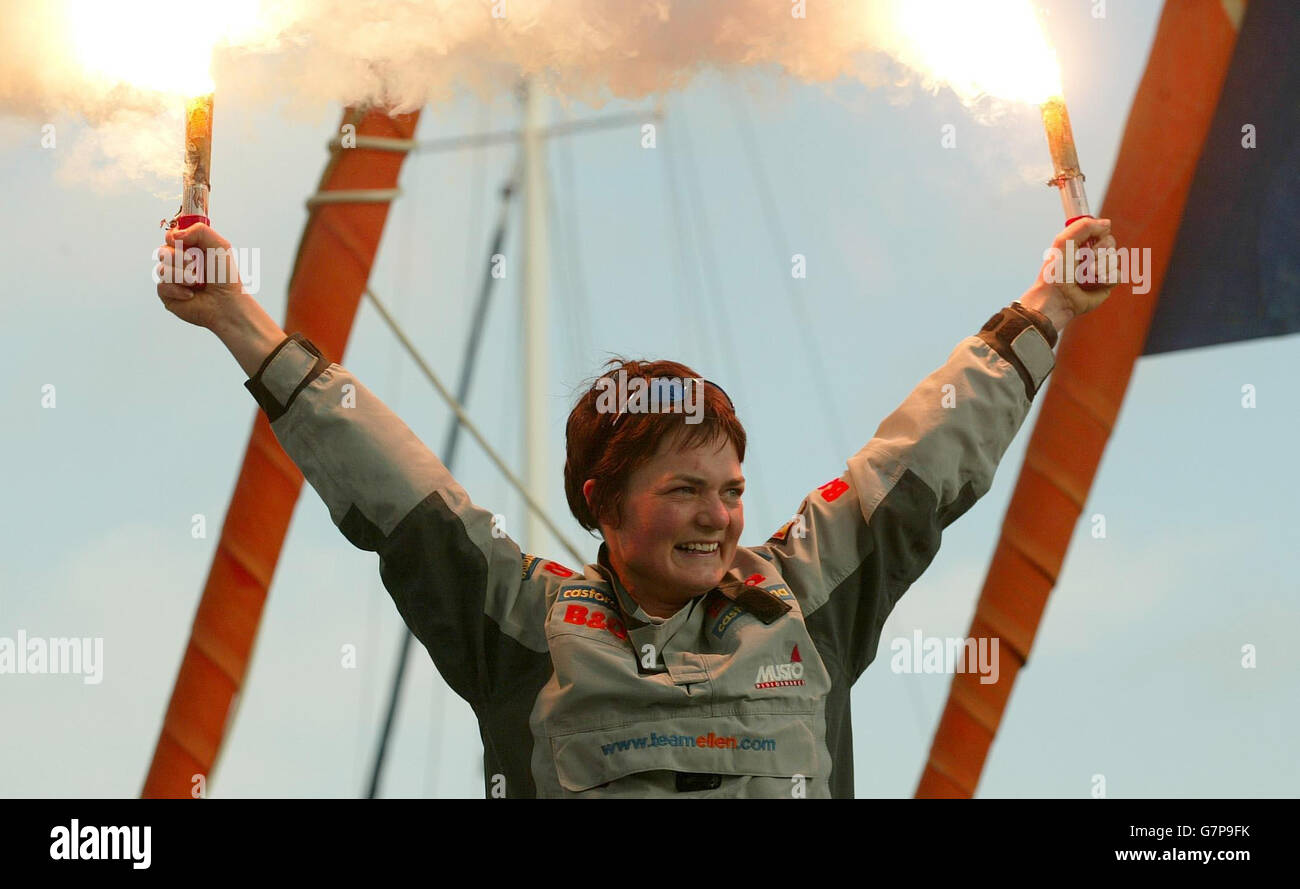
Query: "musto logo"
755 645 804 689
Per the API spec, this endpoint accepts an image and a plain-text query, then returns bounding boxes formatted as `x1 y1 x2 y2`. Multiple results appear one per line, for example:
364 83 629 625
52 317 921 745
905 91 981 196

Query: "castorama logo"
755 645 805 689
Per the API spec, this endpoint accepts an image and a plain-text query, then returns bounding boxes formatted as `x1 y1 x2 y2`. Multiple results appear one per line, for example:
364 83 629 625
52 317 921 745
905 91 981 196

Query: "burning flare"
64 0 262 97
888 0 1063 105
58 0 248 226
1040 96 1091 222
881 0 1088 221
175 93 214 229
6 0 1074 194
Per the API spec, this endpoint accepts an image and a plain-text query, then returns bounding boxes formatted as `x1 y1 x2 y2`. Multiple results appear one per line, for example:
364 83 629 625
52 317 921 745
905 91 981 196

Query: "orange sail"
914 0 1246 798
142 107 421 798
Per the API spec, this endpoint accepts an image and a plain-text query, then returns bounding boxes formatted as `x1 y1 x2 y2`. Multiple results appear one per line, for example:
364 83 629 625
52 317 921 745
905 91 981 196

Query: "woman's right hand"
154 222 246 331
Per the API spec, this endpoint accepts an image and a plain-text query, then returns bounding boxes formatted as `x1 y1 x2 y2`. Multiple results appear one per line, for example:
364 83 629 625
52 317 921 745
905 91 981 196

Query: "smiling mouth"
674 542 720 555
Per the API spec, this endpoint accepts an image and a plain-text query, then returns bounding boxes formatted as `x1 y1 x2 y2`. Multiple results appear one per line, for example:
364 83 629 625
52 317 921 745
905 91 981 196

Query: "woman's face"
587 430 744 618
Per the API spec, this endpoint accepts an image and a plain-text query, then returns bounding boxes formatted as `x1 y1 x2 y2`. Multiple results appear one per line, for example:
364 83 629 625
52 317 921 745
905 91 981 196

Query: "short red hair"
564 357 746 535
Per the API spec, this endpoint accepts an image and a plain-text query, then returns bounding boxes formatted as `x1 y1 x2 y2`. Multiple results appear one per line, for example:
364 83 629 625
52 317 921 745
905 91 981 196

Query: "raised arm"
154 223 558 719
753 219 1119 683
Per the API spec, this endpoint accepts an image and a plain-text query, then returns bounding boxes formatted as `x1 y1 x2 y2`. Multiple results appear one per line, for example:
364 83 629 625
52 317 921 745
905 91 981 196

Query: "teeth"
677 542 719 553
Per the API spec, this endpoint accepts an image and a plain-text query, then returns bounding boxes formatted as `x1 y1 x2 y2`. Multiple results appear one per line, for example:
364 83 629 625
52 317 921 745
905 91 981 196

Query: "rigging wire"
423 100 494 799
358 137 419 795
333 109 660 155
656 95 708 367
365 163 538 798
462 105 492 339
552 106 595 371
724 78 851 460
548 124 584 386
665 94 778 531
725 78 929 746
361 271 585 567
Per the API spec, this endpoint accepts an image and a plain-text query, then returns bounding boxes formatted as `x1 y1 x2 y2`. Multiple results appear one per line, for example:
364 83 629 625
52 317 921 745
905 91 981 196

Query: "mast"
521 77 550 554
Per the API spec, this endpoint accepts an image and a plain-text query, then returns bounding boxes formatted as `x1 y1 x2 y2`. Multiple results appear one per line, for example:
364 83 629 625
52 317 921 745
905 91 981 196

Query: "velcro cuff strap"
978 307 1056 400
1007 301 1059 349
1008 325 1056 394
243 333 330 422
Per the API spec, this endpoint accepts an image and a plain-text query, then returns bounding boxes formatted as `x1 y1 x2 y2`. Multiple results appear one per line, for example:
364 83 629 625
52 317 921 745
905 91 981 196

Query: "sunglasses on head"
608 378 734 428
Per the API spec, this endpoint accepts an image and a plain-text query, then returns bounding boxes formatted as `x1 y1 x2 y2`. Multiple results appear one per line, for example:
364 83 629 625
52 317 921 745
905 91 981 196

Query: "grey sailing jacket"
242 302 1058 798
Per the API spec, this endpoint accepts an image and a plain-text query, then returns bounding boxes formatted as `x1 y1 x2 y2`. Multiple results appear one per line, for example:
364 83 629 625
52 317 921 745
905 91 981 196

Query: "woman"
156 216 1118 798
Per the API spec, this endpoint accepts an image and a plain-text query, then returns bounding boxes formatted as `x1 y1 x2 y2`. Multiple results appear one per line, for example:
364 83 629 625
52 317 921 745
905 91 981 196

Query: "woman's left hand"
1019 216 1121 333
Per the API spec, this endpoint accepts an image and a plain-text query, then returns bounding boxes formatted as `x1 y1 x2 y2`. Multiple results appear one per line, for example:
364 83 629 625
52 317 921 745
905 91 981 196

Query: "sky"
2 0 1296 799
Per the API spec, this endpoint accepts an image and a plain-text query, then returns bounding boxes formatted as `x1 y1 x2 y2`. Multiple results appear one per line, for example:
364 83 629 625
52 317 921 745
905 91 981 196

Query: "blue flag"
1143 0 1299 355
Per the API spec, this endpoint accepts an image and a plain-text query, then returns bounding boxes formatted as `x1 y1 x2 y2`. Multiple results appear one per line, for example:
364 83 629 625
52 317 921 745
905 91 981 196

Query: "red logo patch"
561 603 627 641
818 478 848 502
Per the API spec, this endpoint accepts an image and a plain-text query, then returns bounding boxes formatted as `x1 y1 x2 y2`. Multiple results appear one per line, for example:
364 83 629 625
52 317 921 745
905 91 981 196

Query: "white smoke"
0 0 1054 190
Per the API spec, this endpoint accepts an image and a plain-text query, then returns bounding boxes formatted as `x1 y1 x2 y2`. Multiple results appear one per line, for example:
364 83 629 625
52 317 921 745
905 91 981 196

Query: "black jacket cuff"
977 305 1057 400
243 333 330 422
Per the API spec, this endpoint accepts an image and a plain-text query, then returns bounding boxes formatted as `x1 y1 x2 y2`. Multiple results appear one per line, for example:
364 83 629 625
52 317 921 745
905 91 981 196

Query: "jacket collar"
593 542 789 626
594 542 643 621
595 541 706 625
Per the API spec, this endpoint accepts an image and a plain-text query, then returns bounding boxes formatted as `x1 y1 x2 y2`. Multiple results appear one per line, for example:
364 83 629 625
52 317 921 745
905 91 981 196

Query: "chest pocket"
550 713 828 793
537 571 832 793
663 651 710 685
